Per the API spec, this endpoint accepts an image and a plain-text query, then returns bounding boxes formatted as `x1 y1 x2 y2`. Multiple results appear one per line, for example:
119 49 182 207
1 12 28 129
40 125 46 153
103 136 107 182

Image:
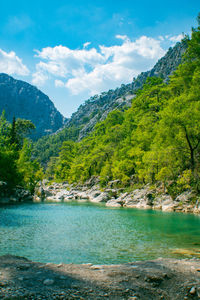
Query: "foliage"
0 114 43 193
47 18 200 197
32 125 80 165
32 39 187 165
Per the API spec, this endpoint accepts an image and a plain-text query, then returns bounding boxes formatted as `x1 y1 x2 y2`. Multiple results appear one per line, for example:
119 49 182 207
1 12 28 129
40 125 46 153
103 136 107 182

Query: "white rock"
189 286 196 295
106 199 122 207
90 192 110 203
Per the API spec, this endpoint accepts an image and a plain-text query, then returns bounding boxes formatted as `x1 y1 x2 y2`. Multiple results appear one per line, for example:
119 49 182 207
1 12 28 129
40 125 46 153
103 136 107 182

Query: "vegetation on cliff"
47 16 200 198
33 40 187 165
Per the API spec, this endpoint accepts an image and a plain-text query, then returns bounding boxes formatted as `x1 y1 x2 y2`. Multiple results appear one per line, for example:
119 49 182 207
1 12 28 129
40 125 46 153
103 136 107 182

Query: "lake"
0 202 200 264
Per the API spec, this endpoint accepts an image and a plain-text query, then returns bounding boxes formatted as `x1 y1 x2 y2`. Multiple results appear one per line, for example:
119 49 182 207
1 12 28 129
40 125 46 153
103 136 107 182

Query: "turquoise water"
0 202 200 264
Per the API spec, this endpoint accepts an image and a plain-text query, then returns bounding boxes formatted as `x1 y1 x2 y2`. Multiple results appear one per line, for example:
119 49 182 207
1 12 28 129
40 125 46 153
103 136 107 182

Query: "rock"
33 195 41 202
43 279 55 285
88 190 101 199
0 73 64 140
124 187 154 209
77 192 89 200
189 287 196 295
106 198 122 207
46 196 59 202
154 194 174 212
104 188 118 198
90 192 110 203
55 191 68 201
44 189 55 197
175 191 194 203
84 176 100 186
90 265 102 270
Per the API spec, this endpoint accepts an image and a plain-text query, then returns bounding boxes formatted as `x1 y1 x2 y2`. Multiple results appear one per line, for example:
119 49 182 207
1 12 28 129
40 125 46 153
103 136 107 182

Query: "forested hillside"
0 113 43 193
33 40 187 165
47 18 200 197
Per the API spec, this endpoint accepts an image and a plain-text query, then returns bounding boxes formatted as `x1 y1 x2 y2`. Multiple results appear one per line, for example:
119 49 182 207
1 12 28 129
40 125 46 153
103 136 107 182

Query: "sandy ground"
0 255 200 299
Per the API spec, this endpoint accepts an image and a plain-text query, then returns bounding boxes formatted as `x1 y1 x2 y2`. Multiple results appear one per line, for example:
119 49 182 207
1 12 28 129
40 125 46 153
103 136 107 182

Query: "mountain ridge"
0 73 65 140
65 40 188 140
33 39 188 164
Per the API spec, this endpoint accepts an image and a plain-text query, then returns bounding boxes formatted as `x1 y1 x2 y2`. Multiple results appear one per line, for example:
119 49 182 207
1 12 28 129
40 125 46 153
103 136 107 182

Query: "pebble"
57 263 63 268
189 286 196 295
90 265 102 270
43 279 55 285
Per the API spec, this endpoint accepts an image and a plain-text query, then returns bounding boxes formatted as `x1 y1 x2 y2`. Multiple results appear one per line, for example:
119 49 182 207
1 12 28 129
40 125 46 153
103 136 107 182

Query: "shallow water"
0 202 200 264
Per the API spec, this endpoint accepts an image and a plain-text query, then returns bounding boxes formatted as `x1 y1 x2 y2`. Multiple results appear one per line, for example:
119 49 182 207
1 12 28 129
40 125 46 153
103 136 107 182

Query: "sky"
0 1 199 117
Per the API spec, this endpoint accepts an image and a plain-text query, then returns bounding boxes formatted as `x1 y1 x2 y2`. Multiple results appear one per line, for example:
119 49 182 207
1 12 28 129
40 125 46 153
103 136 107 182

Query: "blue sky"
0 1 199 117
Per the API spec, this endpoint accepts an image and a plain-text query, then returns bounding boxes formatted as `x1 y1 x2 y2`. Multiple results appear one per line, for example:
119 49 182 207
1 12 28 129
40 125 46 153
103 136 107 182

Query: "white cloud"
115 34 129 41
32 69 48 86
32 35 166 95
169 34 184 42
158 35 164 41
83 42 91 48
0 49 29 76
55 79 65 87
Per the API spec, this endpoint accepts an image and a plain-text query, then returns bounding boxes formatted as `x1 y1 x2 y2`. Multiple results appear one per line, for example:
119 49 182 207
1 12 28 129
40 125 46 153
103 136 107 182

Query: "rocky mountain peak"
0 74 65 140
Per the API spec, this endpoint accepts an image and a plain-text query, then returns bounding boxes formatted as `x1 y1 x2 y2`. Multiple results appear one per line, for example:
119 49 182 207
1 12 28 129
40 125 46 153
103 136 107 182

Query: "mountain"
33 40 188 164
0 74 65 140
67 40 187 140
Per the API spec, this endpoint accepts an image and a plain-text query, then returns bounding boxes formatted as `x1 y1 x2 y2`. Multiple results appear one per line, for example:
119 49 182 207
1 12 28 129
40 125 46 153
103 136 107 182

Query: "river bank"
34 179 200 214
0 255 199 299
1 178 200 214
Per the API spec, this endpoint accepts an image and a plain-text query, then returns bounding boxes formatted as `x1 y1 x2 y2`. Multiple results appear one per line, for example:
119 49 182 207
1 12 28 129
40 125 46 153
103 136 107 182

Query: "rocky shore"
34 179 200 214
0 255 199 299
0 181 33 204
1 177 200 214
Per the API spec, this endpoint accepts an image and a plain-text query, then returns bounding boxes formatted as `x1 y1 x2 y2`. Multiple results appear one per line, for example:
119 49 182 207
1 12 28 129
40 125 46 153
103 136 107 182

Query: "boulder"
124 187 154 209
154 194 174 212
175 191 194 203
76 192 89 201
106 198 122 207
90 192 110 203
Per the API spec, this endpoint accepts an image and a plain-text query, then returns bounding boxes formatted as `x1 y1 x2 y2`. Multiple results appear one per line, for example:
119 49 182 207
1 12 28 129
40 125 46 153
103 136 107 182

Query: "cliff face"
0 74 65 140
66 40 187 140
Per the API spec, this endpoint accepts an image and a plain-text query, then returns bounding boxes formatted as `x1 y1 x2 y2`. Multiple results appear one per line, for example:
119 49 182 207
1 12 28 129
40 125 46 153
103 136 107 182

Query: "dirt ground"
0 255 200 299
